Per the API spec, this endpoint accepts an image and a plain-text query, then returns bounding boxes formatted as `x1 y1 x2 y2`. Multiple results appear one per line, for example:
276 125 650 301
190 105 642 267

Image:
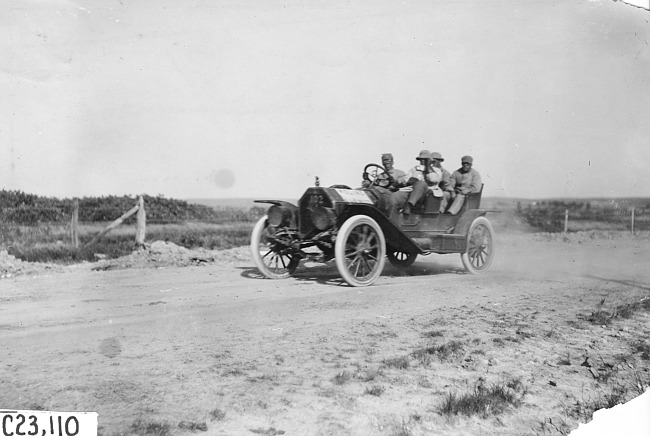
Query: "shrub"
412 340 465 365
0 190 265 225
438 378 527 418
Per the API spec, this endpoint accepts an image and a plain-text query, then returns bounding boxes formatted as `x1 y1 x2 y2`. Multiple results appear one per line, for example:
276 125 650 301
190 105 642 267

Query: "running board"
411 234 467 253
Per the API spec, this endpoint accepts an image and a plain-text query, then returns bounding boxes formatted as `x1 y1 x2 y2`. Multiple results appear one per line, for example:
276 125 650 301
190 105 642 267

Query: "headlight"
268 205 292 227
311 206 336 230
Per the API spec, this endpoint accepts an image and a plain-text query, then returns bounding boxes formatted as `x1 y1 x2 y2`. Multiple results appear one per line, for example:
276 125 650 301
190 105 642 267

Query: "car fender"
340 204 423 254
453 209 489 236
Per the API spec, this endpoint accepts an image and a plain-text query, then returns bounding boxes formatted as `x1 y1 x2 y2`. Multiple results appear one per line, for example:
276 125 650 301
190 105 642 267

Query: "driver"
361 153 406 191
360 153 406 222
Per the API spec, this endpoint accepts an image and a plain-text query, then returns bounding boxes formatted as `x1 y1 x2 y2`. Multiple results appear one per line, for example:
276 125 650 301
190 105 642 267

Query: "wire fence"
518 204 648 233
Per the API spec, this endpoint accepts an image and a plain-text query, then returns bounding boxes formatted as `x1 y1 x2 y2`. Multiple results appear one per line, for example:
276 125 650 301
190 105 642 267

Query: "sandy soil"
1 232 649 436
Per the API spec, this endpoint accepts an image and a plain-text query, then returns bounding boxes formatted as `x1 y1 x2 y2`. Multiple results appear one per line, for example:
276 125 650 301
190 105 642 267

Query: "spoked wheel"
250 216 300 279
335 215 386 287
461 216 495 274
387 249 417 268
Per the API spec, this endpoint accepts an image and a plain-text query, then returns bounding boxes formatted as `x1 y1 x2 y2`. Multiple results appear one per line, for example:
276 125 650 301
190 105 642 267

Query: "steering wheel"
363 163 394 189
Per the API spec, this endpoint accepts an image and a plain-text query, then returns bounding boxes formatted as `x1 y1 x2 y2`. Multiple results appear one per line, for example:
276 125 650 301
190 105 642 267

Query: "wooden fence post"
84 204 140 247
631 207 635 234
135 195 146 247
564 209 569 235
71 198 79 248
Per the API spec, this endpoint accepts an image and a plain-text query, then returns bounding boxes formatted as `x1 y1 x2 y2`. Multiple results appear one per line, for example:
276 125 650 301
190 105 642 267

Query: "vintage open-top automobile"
250 163 495 287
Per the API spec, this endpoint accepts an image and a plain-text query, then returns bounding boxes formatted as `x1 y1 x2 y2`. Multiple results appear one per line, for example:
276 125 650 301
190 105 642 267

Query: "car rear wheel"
461 216 495 274
387 249 417 268
250 216 299 279
335 215 386 287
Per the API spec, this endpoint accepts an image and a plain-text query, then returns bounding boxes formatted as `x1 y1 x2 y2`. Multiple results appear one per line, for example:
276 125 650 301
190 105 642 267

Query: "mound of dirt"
91 241 251 271
0 249 62 279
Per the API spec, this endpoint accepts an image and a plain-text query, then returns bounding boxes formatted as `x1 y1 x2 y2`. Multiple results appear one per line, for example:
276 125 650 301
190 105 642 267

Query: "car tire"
335 215 386 287
250 216 299 279
460 216 495 274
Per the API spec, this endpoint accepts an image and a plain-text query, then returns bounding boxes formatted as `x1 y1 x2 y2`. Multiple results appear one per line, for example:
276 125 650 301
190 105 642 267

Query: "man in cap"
392 150 442 217
362 153 407 191
430 152 454 213
446 155 482 215
360 153 406 221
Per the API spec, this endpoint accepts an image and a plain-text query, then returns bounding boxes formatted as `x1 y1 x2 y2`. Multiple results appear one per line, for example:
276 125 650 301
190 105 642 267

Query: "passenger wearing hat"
391 150 443 217
430 152 454 213
446 155 482 215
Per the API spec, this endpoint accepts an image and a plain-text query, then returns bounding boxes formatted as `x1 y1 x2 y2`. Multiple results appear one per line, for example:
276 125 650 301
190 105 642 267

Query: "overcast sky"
1 0 649 201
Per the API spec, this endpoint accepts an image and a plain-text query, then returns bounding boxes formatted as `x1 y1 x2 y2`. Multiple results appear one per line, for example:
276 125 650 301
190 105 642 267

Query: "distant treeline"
0 190 265 225
516 199 649 232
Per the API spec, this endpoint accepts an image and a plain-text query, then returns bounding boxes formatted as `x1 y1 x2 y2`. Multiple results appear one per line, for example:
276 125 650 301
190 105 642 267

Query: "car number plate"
335 189 373 204
0 410 98 436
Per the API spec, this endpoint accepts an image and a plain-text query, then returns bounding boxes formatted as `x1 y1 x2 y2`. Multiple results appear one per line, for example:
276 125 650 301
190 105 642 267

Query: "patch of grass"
566 319 587 330
247 374 277 383
367 331 398 339
438 377 527 418
364 385 386 396
567 383 628 422
544 329 562 339
332 371 352 385
516 328 534 339
412 340 465 365
583 297 650 326
422 330 444 338
382 356 410 370
128 419 171 436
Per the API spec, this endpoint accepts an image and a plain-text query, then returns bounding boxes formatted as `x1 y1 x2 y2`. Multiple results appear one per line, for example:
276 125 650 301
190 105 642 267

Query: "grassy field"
3 194 647 265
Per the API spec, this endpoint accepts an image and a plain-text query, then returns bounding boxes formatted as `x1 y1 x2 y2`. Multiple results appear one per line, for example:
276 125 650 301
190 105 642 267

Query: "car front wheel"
250 216 299 279
335 215 386 287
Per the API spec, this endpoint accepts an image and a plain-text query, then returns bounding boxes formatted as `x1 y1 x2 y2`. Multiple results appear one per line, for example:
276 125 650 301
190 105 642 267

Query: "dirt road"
1 232 649 435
